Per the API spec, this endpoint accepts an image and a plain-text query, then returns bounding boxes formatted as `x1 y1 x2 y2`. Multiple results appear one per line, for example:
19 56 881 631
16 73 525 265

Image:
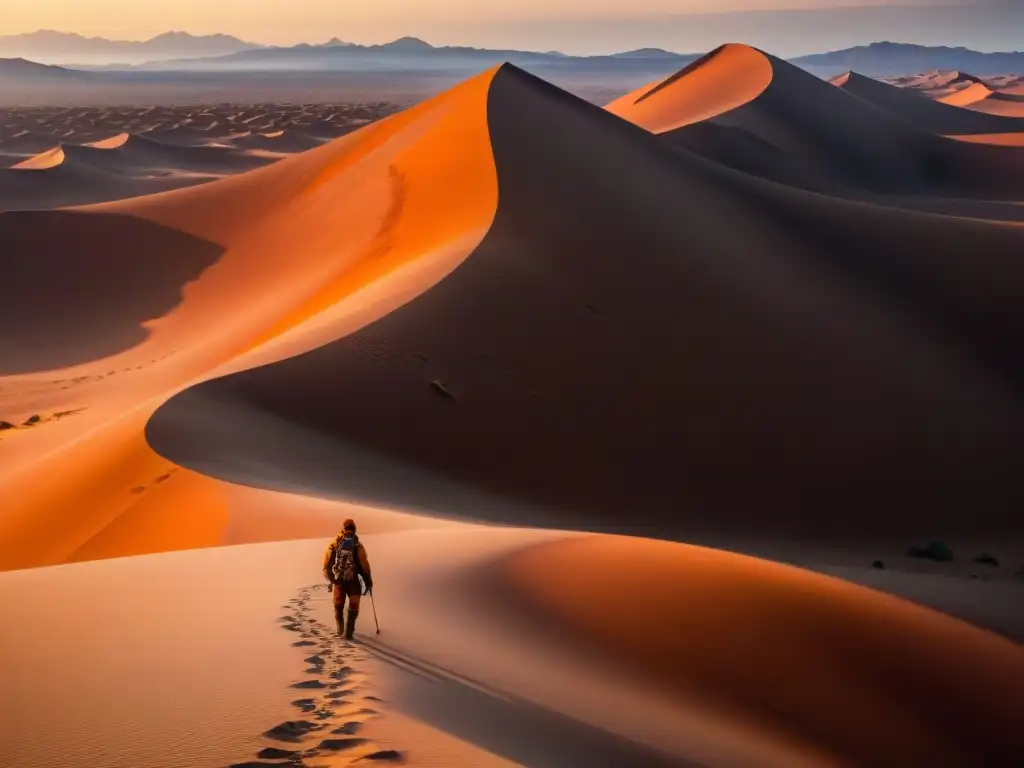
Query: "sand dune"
606 45 1024 199
5 60 1024 562
835 70 1024 134
0 67 498 571
3 51 1024 768
937 81 993 107
505 535 1024 765
948 131 1024 146
0 102 397 210
963 93 1024 118
130 65 1024 552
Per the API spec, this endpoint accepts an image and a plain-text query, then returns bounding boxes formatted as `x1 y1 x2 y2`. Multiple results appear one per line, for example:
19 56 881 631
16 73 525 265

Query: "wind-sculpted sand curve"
0 67 499 571
144 66 1024 551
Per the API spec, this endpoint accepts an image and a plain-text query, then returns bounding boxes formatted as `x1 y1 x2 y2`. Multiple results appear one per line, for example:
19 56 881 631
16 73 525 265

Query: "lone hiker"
323 519 373 640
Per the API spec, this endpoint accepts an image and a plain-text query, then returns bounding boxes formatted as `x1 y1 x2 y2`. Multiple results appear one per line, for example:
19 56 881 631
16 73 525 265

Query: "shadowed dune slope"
0 68 499 571
835 70 1024 134
606 46 1024 198
0 211 225 373
147 65 1024 548
503 535 1024 766
0 159 213 211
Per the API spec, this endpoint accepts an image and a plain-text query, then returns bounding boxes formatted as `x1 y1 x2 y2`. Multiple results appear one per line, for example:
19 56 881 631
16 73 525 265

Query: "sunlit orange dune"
10 145 64 170
604 46 1024 197
938 81 992 107
946 132 1024 146
605 44 773 132
0 66 500 571
84 131 131 149
503 535 1024 765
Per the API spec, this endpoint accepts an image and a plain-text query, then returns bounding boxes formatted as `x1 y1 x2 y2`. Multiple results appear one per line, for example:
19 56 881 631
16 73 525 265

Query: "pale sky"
0 0 1016 55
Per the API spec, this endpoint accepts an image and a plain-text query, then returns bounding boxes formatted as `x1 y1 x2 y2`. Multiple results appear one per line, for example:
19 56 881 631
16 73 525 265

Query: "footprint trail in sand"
231 585 405 767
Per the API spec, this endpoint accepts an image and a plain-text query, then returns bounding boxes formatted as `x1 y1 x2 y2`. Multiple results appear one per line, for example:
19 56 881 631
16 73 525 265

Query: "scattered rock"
872 560 885 569
972 553 999 567
907 541 954 562
429 379 457 402
584 303 603 315
23 414 40 426
129 485 146 494
0 421 13 431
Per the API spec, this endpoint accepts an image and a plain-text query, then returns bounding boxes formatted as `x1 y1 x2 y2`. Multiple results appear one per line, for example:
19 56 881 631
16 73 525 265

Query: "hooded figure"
322 518 373 639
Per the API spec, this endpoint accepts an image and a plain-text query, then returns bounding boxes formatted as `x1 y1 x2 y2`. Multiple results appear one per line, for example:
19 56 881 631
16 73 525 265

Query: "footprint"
263 720 320 743
304 655 325 665
318 737 368 752
331 722 364 735
291 699 317 712
359 750 405 762
291 679 327 689
292 640 316 647
256 746 299 760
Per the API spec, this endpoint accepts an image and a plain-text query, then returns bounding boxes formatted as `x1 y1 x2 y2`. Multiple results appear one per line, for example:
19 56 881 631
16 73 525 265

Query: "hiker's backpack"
331 536 358 583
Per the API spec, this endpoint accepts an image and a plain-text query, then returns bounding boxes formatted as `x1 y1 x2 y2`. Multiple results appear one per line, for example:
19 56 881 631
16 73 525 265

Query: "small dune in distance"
1 36 1023 768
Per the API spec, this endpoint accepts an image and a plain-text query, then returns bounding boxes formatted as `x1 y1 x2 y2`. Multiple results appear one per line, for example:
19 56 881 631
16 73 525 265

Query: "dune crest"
85 132 132 149
938 81 993 107
605 44 773 132
10 145 64 170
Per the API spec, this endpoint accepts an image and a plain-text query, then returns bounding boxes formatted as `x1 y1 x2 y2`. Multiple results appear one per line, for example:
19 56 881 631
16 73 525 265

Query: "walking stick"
369 590 380 635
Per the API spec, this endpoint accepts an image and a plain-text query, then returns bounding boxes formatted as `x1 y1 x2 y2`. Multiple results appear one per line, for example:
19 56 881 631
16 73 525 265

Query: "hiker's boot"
344 608 359 640
334 606 345 638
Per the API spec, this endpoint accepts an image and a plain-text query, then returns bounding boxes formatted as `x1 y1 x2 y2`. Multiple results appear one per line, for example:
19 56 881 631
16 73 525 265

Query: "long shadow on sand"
0 209 223 374
360 638 696 768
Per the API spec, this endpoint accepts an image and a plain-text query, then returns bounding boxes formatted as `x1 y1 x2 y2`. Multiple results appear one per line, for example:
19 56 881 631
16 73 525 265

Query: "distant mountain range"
796 42 1024 77
0 30 262 65
109 36 697 74
1 32 1022 79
